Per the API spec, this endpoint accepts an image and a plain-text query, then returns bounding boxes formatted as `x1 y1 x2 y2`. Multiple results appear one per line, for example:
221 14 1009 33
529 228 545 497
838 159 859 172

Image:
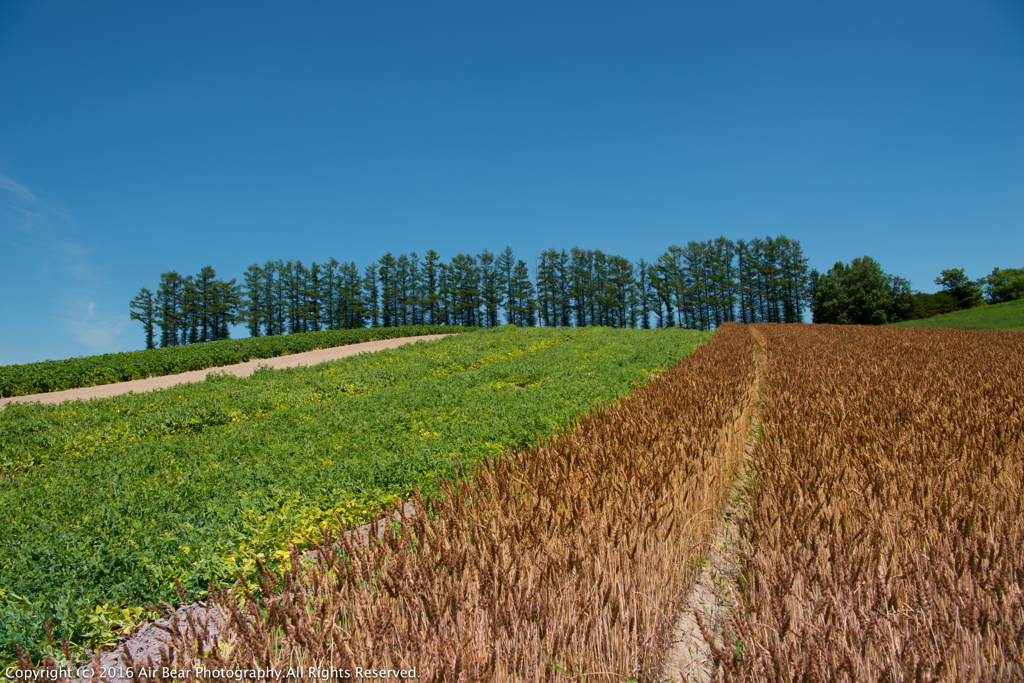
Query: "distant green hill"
889 298 1024 331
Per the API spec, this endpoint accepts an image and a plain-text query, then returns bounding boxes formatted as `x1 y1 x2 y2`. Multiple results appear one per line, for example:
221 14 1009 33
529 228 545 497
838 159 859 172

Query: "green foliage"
811 256 914 325
146 239 810 343
0 326 711 665
0 326 468 398
982 267 1024 304
888 297 1024 331
128 288 156 351
910 291 959 320
933 267 984 309
532 236 810 329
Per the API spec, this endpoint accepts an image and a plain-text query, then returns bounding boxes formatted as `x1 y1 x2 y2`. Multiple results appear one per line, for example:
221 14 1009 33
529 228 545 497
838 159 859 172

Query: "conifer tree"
363 262 380 328
306 262 323 332
322 258 339 330
405 252 422 325
508 259 537 326
255 260 279 336
434 262 451 325
449 253 480 326
607 255 635 328
242 264 264 337
535 250 557 327
712 236 738 325
155 271 186 347
340 261 366 328
649 261 675 328
635 259 653 329
277 261 297 333
569 247 593 327
653 249 680 328
421 250 442 325
193 266 219 342
211 277 241 340
271 260 287 335
496 246 516 324
554 249 571 326
378 253 398 327
735 239 755 323
129 287 156 350
778 236 809 322
478 249 503 328
181 275 200 344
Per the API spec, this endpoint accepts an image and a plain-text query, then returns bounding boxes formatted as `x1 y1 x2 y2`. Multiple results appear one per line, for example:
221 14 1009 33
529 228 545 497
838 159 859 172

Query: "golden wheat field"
706 325 1024 681
25 323 1023 682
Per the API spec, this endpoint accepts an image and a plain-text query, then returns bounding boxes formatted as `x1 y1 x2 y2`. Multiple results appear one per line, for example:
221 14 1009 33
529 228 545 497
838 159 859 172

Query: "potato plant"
0 325 467 398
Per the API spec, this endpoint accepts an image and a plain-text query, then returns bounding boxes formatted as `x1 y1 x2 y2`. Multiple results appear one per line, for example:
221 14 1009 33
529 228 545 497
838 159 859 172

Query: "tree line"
808 260 1024 325
129 266 242 350
129 236 811 348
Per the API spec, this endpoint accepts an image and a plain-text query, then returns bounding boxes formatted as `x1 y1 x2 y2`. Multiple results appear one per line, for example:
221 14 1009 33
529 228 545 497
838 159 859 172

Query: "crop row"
0 325 467 398
0 326 711 667
141 324 757 681
710 325 1024 680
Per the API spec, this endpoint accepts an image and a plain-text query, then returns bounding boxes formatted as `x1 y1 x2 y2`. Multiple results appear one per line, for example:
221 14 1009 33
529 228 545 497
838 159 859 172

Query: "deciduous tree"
934 268 984 309
982 267 1024 304
811 256 914 325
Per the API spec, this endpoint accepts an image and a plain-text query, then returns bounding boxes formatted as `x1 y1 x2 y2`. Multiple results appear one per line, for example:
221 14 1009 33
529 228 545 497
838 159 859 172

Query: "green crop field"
889 298 1024 331
0 326 711 665
0 325 466 398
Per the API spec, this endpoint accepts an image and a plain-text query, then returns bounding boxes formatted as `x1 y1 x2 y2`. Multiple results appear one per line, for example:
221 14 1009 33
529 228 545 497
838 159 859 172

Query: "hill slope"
889 298 1024 331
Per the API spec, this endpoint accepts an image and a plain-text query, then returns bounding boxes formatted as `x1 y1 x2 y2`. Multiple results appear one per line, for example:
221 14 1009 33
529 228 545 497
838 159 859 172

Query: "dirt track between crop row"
0 335 450 409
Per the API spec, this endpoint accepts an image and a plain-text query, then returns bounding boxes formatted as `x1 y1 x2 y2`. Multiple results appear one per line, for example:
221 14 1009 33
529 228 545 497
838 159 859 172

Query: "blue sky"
1 0 1021 364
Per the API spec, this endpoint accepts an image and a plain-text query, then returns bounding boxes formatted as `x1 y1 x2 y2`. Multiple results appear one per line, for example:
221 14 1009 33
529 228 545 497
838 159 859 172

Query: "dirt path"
0 335 450 409
658 327 766 682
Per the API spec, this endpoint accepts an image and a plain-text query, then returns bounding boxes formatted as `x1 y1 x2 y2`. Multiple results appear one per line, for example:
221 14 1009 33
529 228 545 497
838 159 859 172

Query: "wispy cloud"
1 173 93 278
0 174 37 203
0 175 75 236
61 300 131 352
1 172 127 357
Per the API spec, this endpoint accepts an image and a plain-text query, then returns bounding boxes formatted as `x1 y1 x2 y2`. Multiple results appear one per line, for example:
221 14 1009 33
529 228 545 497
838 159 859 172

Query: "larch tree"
478 249 503 328
420 250 442 325
496 246 516 324
635 259 653 329
129 287 156 350
155 271 186 347
242 263 264 337
449 253 481 326
378 253 398 327
363 262 380 328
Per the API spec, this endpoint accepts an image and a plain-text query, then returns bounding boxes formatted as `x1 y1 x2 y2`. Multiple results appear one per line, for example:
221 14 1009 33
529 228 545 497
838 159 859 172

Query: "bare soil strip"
0 335 449 409
658 328 765 682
